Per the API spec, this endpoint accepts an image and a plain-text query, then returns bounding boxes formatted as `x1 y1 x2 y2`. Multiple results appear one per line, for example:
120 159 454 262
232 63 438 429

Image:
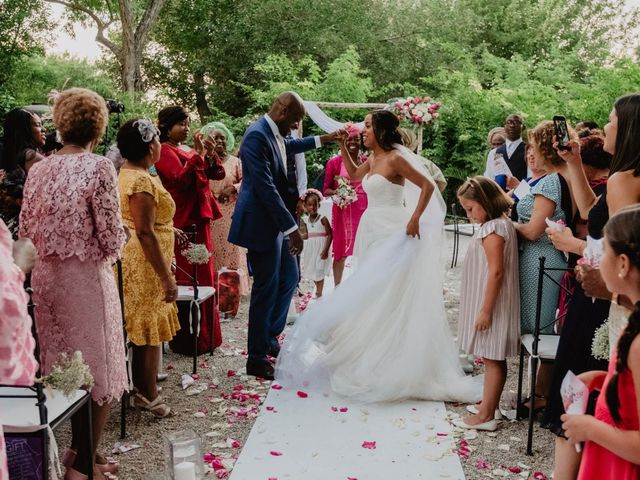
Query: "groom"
229 92 342 379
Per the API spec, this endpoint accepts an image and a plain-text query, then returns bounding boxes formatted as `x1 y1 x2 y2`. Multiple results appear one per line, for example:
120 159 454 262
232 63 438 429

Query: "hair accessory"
134 118 160 143
300 188 324 202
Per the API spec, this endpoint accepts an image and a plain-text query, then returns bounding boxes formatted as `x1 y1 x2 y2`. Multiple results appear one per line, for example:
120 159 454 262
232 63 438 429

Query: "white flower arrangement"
39 351 94 398
182 242 212 265
332 177 358 209
591 319 610 361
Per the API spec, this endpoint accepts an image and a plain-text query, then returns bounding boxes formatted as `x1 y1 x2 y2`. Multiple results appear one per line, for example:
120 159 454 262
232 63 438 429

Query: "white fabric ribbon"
302 101 365 133
188 300 200 336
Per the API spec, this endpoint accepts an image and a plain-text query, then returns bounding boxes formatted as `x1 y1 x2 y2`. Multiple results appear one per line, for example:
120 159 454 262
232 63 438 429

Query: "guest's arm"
155 147 199 191
91 159 126 260
320 216 332 260
562 337 640 464
555 141 597 218
513 195 555 241
546 226 586 256
323 156 339 196
128 189 177 303
204 152 226 181
475 232 506 331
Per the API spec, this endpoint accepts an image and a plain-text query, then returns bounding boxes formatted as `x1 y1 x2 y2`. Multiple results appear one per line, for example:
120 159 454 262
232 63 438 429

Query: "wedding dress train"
275 145 481 403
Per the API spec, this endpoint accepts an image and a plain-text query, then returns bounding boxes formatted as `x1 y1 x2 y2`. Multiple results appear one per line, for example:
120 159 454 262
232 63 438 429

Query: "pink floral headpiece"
300 188 324 202
344 122 362 138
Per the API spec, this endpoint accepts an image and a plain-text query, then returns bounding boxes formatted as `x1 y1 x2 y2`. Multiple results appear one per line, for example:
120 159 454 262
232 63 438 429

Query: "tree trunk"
193 68 212 122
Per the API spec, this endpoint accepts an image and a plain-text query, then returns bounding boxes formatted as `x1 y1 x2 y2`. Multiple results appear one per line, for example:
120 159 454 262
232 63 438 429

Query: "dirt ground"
55 230 556 479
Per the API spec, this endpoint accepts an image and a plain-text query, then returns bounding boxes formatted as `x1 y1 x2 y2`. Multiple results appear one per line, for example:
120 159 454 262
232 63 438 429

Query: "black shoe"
268 345 281 358
246 360 275 380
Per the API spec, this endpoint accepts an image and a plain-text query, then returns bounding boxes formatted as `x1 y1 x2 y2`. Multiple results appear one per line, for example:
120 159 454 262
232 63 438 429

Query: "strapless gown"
276 168 481 403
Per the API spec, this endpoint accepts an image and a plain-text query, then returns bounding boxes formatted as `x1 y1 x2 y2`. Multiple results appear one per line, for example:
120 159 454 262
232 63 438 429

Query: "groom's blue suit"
229 115 318 365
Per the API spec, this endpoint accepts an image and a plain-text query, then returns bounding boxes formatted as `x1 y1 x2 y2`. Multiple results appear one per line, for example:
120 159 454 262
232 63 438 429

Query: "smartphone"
553 115 571 151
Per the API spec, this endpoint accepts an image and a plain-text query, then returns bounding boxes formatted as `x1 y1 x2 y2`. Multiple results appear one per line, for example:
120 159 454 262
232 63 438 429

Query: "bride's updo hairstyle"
457 176 513 220
371 110 402 151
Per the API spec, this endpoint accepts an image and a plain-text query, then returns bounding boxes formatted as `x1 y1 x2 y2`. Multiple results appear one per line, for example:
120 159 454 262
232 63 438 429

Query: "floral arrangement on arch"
388 96 441 125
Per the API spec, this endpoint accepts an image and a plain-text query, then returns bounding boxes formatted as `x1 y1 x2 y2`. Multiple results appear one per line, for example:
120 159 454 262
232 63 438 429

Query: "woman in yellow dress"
117 118 180 417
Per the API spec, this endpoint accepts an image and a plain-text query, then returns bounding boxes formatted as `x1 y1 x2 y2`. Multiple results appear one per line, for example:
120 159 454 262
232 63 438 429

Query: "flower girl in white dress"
300 189 332 297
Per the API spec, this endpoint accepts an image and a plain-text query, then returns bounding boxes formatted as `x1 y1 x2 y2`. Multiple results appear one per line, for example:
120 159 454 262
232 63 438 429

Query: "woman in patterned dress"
19 88 127 480
203 122 250 295
117 119 180 417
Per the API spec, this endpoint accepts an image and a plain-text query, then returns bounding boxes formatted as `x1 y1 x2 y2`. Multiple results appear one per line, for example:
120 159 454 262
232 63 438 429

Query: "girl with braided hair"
558 204 640 480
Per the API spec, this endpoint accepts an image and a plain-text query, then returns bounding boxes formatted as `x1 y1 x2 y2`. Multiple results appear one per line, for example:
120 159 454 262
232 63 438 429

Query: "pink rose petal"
191 373 200 380
533 473 548 480
272 384 283 390
297 391 308 398
270 451 283 456
331 406 338 412
436 432 448 437
475 460 491 470
361 441 376 450
339 407 348 413
227 369 237 377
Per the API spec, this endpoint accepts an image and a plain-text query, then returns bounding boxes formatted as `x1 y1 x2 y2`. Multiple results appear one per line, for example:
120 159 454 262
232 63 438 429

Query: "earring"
618 272 624 278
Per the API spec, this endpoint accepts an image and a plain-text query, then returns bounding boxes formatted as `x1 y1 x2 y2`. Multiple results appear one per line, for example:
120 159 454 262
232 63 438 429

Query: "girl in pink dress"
558 205 640 480
19 88 127 480
322 132 368 285
0 220 39 480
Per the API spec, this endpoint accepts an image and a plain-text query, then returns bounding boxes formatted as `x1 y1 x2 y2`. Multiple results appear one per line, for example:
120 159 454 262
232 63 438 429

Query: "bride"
275 110 480 403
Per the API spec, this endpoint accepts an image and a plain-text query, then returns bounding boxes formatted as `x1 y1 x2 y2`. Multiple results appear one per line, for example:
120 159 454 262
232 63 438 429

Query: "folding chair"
0 288 94 479
516 256 573 455
450 203 461 268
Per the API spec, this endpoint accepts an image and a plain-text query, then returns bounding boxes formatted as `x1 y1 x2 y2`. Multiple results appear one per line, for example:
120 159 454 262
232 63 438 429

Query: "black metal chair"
0 288 94 479
516 256 573 455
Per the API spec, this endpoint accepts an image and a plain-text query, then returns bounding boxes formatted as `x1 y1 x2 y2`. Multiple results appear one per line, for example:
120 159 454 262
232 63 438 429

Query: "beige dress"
210 154 249 295
458 217 520 360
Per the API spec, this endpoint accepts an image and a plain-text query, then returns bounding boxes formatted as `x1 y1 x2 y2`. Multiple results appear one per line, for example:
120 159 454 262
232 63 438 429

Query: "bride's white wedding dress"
275 145 481 403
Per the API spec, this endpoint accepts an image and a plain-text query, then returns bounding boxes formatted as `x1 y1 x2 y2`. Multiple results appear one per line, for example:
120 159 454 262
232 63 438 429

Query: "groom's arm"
240 131 297 234
285 131 343 155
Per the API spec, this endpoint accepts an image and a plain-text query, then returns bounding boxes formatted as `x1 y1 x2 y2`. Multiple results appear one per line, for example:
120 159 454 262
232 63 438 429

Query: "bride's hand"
406 216 420 239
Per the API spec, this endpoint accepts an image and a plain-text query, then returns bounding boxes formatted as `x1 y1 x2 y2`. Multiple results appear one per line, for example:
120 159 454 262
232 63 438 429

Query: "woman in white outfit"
276 110 481 403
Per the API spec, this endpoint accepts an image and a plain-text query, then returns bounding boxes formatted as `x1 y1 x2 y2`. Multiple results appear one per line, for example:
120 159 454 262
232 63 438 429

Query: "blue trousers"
246 235 298 364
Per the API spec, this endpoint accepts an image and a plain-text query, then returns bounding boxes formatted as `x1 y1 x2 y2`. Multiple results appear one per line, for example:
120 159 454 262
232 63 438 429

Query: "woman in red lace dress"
155 106 225 354
559 205 640 480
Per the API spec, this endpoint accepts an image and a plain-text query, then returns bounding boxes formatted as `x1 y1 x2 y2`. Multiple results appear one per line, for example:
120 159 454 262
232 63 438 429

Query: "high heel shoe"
132 392 174 418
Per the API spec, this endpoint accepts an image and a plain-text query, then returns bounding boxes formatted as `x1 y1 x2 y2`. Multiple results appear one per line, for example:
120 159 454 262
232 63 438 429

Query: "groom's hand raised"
319 129 347 144
288 229 304 256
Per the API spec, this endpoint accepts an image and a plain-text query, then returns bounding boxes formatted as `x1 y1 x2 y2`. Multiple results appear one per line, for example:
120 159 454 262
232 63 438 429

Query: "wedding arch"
302 101 427 155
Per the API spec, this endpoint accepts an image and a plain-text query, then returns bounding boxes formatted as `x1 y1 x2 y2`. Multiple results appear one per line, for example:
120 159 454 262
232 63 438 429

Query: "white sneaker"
466 404 503 420
452 417 499 432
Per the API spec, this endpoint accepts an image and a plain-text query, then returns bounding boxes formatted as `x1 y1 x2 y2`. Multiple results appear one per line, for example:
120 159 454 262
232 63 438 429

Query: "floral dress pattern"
19 153 127 404
0 220 39 479
118 169 180 346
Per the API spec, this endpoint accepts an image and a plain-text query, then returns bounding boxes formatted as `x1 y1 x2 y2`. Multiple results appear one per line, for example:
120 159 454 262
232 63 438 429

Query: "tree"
0 0 49 88
45 0 167 92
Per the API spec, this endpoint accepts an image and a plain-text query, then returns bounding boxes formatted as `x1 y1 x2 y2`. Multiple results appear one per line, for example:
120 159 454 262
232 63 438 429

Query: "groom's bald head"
269 91 306 135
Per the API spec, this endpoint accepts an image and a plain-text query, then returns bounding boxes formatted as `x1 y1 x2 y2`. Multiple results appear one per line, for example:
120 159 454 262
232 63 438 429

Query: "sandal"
62 449 119 475
132 392 174 418
518 394 546 417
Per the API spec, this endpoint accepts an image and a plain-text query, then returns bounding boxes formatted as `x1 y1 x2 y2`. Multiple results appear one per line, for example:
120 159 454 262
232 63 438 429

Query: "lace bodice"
361 174 404 208
19 153 126 262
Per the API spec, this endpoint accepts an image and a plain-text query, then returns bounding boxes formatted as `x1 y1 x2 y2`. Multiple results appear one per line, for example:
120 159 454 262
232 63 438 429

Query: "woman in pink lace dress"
0 220 39 480
322 132 368 285
19 88 127 480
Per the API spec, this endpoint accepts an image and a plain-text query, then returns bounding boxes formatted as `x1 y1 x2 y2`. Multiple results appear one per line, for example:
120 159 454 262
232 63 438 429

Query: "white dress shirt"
264 115 321 236
505 138 522 158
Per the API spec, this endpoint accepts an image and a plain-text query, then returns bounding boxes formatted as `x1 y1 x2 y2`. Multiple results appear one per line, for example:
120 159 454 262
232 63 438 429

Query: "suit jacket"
495 141 526 181
228 116 317 251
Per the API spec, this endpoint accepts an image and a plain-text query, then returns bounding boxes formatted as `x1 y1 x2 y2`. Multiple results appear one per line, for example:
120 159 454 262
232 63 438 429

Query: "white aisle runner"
230 386 465 480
